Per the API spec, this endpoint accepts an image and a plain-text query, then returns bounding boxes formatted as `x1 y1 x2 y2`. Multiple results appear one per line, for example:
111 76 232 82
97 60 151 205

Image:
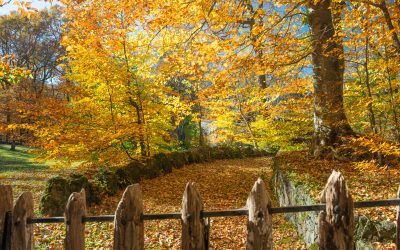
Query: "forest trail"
81 157 306 249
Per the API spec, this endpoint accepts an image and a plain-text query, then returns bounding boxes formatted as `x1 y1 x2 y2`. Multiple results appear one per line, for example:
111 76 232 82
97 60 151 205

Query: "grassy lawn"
0 144 72 213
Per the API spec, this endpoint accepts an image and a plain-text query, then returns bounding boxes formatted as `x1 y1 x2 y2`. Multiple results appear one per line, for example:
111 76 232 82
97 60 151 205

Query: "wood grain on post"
181 182 206 250
0 185 13 249
114 184 144 250
11 192 34 250
319 170 354 250
64 189 87 250
396 185 400 250
246 178 272 250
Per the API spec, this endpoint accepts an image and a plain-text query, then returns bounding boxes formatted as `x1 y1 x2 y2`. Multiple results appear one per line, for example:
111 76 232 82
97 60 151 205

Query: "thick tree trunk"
308 0 353 157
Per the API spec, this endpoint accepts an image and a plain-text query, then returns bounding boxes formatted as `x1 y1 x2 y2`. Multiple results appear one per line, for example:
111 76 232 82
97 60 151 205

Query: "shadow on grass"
0 144 49 172
0 162 49 172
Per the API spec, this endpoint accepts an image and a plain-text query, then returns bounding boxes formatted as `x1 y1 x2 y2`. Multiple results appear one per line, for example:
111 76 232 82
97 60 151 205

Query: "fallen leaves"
33 157 306 249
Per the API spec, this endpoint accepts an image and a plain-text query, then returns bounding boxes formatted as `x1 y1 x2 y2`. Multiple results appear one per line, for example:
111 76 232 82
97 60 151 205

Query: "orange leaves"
350 136 400 158
50 0 191 164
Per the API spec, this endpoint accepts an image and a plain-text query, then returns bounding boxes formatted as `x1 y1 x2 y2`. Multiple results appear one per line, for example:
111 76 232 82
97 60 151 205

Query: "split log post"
12 192 34 250
0 185 13 249
181 182 207 250
319 170 354 250
396 185 400 250
246 178 272 250
64 189 87 250
3 212 12 250
114 184 144 250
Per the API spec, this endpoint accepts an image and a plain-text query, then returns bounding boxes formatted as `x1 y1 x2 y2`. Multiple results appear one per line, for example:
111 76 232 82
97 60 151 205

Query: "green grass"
0 144 49 171
0 144 72 209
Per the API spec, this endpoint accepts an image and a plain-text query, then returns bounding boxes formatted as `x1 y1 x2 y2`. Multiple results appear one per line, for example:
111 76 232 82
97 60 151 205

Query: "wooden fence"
1 170 400 250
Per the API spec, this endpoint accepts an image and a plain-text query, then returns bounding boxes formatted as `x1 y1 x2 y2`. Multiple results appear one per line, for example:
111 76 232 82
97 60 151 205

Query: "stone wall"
40 146 274 216
272 161 395 249
273 166 320 249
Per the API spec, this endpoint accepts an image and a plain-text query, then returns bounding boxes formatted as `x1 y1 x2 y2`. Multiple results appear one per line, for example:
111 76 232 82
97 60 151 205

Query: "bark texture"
64 189 87 250
114 184 144 250
181 182 207 250
0 185 13 250
246 178 272 250
308 0 353 157
12 192 34 250
319 171 354 250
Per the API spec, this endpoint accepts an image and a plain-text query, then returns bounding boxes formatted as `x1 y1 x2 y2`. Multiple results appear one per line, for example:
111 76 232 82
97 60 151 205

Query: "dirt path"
36 157 306 249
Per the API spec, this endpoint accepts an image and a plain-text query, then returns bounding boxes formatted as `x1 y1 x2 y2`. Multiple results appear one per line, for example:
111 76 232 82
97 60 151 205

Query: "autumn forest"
0 0 398 165
1 0 400 248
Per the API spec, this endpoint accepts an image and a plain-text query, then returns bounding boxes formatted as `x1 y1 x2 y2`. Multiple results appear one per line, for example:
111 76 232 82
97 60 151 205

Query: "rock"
197 147 212 161
354 215 396 242
68 174 100 205
376 220 396 241
40 175 101 216
273 168 319 247
355 240 374 250
153 153 174 174
69 174 88 192
187 150 202 163
143 159 162 179
116 160 143 187
168 152 186 169
40 176 70 216
273 163 396 248
354 215 379 241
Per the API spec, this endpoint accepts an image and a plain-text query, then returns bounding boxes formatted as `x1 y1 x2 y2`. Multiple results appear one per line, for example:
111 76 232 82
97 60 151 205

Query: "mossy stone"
115 160 143 188
68 174 101 206
40 176 70 216
153 153 174 173
168 152 186 169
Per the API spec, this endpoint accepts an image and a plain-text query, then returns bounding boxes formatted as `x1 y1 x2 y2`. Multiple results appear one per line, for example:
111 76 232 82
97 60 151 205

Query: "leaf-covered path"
97 157 304 249
36 157 306 249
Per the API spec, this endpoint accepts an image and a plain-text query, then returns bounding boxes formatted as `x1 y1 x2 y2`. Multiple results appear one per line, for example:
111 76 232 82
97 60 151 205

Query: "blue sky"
0 0 58 15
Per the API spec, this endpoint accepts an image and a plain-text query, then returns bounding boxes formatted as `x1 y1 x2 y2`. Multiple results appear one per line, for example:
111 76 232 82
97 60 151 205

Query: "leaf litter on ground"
34 157 306 249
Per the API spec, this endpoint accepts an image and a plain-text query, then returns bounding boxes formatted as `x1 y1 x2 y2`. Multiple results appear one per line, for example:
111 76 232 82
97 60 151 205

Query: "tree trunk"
308 0 353 157
364 33 383 164
379 1 400 55
383 37 400 142
129 97 147 157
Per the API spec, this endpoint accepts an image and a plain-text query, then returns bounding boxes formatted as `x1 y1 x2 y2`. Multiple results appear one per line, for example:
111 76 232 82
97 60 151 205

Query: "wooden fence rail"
1 170 400 249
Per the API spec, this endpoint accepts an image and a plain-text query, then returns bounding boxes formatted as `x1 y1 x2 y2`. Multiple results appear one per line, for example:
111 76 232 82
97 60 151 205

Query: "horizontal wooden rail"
26 198 400 224
202 208 248 217
142 212 181 220
270 198 400 214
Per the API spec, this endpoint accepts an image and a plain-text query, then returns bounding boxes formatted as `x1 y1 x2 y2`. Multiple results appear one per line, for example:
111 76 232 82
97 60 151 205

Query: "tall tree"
308 0 354 157
0 6 65 149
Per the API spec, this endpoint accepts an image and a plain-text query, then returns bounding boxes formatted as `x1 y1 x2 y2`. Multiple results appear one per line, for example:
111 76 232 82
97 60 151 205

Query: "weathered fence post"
246 178 272 250
319 170 354 250
3 212 12 250
12 192 34 250
0 185 13 249
396 185 400 250
181 182 206 250
64 189 87 250
114 184 144 250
